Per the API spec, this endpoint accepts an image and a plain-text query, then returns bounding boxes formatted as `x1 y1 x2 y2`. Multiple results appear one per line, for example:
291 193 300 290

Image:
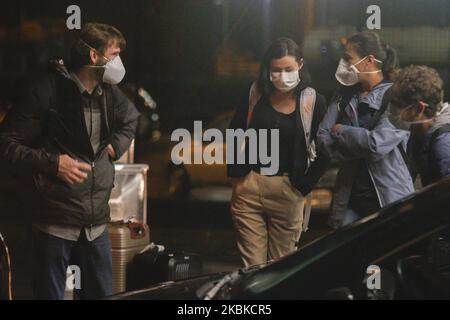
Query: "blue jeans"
32 227 112 300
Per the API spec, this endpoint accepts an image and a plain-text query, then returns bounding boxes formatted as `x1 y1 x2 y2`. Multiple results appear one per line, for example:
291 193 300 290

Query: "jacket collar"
429 102 450 135
356 81 392 111
70 72 103 96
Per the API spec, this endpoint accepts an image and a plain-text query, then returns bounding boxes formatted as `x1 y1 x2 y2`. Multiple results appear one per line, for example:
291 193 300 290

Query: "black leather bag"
126 244 203 291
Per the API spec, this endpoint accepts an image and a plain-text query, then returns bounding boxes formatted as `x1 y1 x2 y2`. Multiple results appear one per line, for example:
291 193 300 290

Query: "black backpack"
430 124 450 150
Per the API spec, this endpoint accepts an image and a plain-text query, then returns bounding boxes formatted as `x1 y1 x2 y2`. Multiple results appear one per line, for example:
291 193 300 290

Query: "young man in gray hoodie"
389 65 450 186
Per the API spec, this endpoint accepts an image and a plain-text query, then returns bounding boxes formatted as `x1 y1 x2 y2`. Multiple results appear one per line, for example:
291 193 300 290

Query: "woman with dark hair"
227 38 329 267
317 31 415 229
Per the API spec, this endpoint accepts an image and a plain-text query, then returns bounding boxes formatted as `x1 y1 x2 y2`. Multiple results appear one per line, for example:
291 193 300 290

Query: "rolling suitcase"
109 222 150 294
108 164 150 294
127 244 203 291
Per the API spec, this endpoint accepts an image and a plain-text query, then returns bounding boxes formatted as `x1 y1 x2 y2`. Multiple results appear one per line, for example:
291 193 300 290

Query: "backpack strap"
298 87 316 232
239 82 261 154
336 86 358 123
299 86 317 169
367 86 414 176
246 82 261 127
380 88 412 175
367 87 391 131
430 123 450 149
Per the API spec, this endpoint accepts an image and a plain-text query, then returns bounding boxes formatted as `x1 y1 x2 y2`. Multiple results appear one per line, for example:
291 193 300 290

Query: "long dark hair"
334 31 398 103
347 31 398 80
256 38 311 97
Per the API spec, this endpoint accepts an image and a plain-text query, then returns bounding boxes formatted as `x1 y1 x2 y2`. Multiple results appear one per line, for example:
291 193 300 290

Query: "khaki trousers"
230 170 305 267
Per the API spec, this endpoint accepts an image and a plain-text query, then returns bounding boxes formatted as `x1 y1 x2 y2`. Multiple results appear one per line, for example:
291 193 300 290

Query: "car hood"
105 273 227 300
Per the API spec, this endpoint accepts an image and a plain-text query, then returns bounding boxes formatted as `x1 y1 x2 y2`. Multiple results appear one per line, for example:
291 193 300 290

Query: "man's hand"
57 154 91 185
107 144 116 160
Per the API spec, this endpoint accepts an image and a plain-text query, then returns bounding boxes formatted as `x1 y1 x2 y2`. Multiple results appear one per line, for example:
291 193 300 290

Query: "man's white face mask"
335 56 382 86
100 55 126 85
270 69 301 93
388 102 439 131
81 40 126 85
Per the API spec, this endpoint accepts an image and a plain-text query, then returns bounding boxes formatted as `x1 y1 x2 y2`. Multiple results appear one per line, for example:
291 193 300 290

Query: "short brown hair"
392 65 444 118
67 22 126 71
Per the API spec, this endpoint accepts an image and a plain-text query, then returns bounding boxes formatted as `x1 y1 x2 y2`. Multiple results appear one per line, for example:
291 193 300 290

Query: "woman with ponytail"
316 31 415 228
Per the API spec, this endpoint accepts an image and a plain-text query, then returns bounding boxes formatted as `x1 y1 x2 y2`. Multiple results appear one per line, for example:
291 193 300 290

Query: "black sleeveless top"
249 95 297 176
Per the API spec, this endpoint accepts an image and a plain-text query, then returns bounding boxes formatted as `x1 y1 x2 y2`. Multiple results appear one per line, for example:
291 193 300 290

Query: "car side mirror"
324 287 354 300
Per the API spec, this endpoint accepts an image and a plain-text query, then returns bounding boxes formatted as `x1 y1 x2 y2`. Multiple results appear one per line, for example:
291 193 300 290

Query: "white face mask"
335 56 382 86
388 102 434 131
270 69 301 93
101 55 126 85
81 39 126 85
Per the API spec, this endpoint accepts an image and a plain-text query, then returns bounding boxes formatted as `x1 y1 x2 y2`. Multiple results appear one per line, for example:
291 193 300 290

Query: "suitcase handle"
126 222 147 239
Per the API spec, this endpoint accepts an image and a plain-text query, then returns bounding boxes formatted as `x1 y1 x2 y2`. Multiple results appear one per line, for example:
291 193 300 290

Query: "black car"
108 177 450 300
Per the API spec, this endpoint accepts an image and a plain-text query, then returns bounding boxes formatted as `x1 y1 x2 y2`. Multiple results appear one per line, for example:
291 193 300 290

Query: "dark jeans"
32 227 112 300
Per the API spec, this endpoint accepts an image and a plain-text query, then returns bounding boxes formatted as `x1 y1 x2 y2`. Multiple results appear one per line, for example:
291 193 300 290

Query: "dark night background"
0 0 448 132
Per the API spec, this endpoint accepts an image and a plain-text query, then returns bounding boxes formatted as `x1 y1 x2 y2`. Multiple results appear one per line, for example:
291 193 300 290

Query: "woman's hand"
331 124 342 136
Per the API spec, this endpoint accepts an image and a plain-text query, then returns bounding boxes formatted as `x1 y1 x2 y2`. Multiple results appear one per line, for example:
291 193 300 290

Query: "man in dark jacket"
0 23 139 299
389 65 450 186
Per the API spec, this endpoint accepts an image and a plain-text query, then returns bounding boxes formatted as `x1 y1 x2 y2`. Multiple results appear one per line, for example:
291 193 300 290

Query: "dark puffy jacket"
227 82 329 196
0 65 139 227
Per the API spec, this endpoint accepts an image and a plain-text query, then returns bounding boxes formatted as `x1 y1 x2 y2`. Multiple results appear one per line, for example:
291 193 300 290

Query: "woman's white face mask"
335 56 382 86
270 69 301 93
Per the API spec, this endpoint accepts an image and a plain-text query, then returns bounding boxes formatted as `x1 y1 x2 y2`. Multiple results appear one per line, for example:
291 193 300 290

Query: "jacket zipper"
89 147 111 227
367 164 383 207
79 97 95 158
90 161 95 227
80 92 110 227
79 94 96 226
